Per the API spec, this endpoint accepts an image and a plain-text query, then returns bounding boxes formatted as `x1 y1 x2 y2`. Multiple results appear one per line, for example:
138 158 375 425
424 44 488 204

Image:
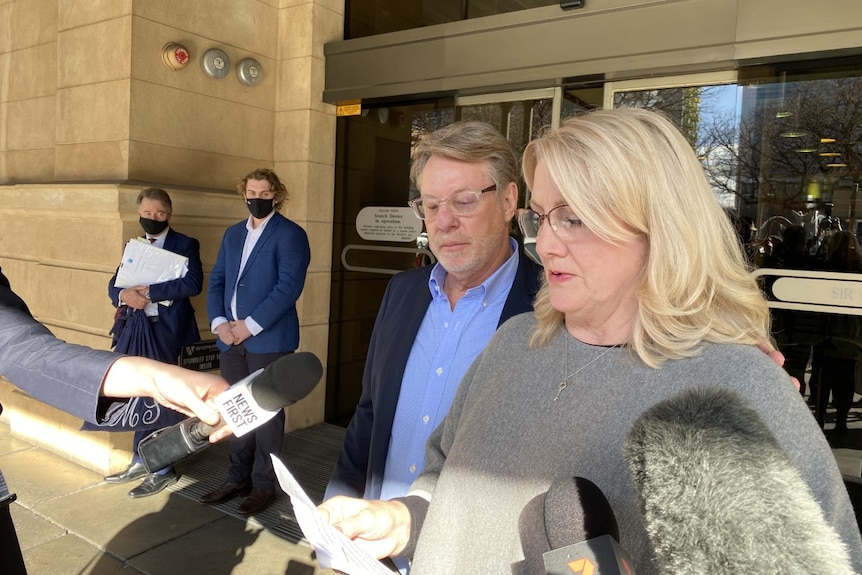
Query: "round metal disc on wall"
161 43 190 70
237 58 263 86
201 48 230 78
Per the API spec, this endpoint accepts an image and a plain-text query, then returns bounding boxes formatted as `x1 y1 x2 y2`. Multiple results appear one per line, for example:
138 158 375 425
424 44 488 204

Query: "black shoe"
128 470 179 499
237 488 276 516
199 481 251 505
104 461 148 484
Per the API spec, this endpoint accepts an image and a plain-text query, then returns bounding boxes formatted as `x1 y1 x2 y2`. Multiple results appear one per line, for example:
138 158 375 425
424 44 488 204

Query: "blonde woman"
319 109 862 574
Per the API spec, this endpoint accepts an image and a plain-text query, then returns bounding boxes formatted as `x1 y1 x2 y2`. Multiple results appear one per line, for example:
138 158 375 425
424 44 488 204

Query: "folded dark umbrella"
111 307 174 362
81 307 186 432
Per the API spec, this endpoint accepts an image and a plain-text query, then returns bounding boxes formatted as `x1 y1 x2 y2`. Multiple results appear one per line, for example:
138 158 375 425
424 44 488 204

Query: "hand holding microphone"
137 351 323 473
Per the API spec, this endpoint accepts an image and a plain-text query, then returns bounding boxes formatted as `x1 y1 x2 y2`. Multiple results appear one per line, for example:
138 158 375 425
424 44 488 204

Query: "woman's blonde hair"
523 108 770 368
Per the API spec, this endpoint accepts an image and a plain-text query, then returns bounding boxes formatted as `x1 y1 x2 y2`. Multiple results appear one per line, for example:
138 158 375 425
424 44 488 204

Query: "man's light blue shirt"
379 238 520 501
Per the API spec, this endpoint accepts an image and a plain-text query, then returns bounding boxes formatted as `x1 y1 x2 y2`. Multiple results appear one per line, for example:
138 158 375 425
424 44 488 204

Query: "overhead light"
776 111 793 118
794 147 817 153
820 137 836 144
827 162 848 168
819 152 842 157
780 131 806 138
807 181 821 199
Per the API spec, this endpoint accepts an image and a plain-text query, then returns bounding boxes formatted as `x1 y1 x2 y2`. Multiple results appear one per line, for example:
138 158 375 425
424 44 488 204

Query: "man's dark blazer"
207 212 310 354
326 245 542 500
108 228 203 362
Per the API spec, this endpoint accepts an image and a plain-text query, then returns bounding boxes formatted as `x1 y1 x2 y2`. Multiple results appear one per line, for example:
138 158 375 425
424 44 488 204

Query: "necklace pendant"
554 381 567 402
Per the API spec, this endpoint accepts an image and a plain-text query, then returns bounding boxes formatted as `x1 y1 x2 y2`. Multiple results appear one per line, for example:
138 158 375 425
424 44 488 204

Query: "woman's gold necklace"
555 337 618 401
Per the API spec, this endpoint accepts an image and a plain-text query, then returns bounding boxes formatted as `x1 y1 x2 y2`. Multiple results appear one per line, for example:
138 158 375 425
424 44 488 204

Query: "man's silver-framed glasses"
517 205 587 240
408 184 497 220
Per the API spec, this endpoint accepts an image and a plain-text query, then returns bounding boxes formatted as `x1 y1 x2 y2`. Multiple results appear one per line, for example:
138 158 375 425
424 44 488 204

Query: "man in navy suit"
102 188 204 498
325 122 542 561
201 168 310 516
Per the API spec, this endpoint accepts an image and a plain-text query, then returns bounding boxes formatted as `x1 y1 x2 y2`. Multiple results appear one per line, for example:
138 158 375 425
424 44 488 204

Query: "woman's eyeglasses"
517 205 588 240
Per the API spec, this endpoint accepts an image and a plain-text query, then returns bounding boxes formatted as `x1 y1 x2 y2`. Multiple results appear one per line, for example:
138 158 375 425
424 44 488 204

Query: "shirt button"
422 415 430 424
436 367 443 375
483 301 488 308
444 322 449 328
409 464 416 473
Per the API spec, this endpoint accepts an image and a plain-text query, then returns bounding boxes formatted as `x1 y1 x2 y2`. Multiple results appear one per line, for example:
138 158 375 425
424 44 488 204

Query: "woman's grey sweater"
399 313 862 574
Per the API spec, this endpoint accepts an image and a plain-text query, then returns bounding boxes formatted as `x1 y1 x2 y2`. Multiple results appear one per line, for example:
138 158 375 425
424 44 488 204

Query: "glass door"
609 64 862 454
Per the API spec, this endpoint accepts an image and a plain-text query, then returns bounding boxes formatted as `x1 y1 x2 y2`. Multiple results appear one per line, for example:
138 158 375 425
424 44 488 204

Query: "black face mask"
247 198 275 219
139 217 169 236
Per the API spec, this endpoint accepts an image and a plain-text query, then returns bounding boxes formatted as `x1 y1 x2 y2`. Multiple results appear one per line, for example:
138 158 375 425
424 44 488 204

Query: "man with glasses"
325 122 542 542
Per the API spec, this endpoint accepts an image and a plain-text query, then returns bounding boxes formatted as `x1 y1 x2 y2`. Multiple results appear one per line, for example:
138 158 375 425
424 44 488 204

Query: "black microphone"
519 476 635 575
137 351 323 473
624 387 854 575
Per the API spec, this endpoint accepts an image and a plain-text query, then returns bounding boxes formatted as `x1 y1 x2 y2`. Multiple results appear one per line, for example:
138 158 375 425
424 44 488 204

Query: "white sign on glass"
355 207 423 243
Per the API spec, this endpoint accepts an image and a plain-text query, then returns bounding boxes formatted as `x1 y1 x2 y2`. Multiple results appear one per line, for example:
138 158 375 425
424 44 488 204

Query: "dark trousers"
815 356 856 430
220 344 290 490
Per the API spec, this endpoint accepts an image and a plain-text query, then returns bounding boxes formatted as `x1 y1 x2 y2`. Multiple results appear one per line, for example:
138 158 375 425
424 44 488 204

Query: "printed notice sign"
355 207 423 243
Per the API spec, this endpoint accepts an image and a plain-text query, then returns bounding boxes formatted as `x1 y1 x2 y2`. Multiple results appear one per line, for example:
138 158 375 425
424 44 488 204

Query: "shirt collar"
145 227 170 242
246 210 276 232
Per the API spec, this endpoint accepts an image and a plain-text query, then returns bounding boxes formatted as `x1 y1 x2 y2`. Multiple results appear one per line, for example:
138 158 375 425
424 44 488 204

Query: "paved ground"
1 421 346 575
3 396 861 574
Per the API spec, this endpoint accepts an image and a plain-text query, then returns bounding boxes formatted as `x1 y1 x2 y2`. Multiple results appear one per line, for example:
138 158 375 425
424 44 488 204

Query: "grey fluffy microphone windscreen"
624 387 854 575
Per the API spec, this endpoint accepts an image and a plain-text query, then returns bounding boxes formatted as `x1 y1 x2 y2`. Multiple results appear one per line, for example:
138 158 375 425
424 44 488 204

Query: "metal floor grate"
166 422 346 543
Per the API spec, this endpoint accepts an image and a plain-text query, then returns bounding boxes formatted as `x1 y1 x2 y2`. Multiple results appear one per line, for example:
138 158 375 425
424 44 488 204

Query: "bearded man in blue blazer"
201 168 311 516
103 187 204 498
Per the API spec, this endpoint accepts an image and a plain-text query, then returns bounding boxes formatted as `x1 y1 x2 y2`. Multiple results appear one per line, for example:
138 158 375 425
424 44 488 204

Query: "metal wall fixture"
161 43 190 70
201 48 231 79
163 43 261 87
237 58 263 86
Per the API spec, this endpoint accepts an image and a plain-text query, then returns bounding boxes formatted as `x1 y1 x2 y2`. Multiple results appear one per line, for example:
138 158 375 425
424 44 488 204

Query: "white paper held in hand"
115 238 189 305
270 454 393 575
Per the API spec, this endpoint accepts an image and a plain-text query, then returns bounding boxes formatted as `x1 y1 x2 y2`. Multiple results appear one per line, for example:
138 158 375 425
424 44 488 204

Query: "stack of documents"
115 238 188 306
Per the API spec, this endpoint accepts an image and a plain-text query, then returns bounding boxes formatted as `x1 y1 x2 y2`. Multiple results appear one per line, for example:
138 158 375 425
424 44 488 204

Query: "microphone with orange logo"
519 476 635 575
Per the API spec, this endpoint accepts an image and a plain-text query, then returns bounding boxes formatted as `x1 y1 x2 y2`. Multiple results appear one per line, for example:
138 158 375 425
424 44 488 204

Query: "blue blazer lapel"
499 247 542 326
238 214 281 282
162 228 178 253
